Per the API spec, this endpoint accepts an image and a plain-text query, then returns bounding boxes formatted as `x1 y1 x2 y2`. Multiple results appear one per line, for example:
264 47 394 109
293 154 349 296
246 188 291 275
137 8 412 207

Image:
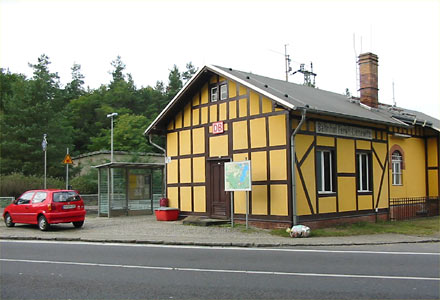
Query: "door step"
182 216 230 227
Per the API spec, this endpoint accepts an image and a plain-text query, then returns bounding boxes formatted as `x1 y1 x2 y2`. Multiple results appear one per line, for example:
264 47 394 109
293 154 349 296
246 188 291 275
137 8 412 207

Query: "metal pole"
230 192 234 228
44 150 47 189
66 148 69 189
246 191 249 229
110 116 114 162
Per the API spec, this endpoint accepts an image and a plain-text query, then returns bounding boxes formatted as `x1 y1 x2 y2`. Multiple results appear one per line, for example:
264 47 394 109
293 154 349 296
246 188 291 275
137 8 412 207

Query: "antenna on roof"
291 62 317 87
392 80 396 107
353 33 360 97
284 44 292 82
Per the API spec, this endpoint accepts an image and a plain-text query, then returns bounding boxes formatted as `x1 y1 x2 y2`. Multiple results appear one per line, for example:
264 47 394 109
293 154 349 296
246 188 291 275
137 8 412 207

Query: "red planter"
155 207 179 221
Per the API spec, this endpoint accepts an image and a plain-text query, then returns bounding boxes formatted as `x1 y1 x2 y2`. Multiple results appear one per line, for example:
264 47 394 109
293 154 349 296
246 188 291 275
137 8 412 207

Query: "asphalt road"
1 240 439 299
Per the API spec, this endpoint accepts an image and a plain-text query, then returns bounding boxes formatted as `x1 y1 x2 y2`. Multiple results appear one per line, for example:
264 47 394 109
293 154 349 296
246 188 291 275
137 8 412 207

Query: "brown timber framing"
165 78 293 221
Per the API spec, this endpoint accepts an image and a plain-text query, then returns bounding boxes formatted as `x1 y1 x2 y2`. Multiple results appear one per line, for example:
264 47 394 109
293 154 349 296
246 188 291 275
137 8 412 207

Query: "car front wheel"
4 213 15 227
38 215 50 231
73 221 84 228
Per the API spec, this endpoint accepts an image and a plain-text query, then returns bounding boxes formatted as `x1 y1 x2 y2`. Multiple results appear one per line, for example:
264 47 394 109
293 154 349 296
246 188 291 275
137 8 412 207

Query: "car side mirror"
13 199 18 204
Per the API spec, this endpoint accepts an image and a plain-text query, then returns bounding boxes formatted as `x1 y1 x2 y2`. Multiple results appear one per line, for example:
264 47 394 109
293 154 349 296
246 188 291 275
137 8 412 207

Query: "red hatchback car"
3 189 86 231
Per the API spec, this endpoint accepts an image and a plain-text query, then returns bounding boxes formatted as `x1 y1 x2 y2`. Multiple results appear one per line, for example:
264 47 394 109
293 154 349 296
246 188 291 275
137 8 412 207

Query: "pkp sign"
212 121 224 134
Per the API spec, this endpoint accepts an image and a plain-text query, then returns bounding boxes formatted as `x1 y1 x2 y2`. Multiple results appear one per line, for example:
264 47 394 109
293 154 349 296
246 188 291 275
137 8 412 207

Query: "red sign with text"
212 121 224 134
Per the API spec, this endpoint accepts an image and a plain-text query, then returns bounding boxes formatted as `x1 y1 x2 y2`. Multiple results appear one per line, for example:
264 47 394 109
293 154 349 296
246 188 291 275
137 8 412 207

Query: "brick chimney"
358 52 379 108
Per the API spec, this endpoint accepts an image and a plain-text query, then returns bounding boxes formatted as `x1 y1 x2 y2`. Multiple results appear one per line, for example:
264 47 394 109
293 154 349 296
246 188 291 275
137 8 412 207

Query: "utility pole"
284 44 292 82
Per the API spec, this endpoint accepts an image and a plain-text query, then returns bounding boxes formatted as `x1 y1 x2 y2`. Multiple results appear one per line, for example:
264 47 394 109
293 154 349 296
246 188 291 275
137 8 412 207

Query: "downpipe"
290 108 306 226
147 134 167 197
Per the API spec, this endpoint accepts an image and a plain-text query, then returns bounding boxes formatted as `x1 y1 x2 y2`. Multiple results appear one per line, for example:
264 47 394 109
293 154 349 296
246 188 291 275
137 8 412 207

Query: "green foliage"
0 173 64 198
70 171 98 194
1 54 193 181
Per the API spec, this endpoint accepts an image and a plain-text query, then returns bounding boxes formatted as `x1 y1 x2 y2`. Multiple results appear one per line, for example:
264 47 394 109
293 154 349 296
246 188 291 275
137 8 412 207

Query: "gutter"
147 134 167 198
290 108 307 226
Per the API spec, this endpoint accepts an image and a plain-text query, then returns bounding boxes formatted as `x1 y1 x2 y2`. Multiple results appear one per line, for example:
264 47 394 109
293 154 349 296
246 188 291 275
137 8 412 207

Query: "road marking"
1 239 439 256
1 258 439 281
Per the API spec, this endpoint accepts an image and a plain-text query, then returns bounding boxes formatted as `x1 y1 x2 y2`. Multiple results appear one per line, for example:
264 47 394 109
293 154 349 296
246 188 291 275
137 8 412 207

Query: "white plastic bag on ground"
286 225 311 238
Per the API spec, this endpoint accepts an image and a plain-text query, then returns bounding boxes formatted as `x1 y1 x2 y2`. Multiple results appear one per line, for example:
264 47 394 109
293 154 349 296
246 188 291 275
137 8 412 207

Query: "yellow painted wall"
167 132 178 157
269 114 286 146
338 177 357 212
234 191 246 214
319 197 337 213
192 92 199 106
427 137 438 167
295 134 316 215
239 98 247 117
358 195 373 210
209 104 218 123
250 118 267 148
372 142 389 209
175 112 182 129
193 186 206 212
192 157 205 183
180 187 192 211
201 83 208 104
251 151 267 181
183 103 191 127
252 185 267 215
229 81 236 98
262 97 272 113
209 135 228 157
250 91 260 116
389 136 426 198
270 149 287 180
167 159 178 184
179 158 191 183
192 108 200 126
233 121 248 150
201 107 208 124
428 170 439 197
219 103 227 121
337 138 355 173
192 127 205 154
270 184 288 216
356 140 371 150
167 187 178 208
229 101 237 119
179 130 191 156
317 136 335 147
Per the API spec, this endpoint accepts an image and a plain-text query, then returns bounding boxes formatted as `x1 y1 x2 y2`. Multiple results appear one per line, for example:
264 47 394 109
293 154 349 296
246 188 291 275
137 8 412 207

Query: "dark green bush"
0 173 64 198
70 170 98 194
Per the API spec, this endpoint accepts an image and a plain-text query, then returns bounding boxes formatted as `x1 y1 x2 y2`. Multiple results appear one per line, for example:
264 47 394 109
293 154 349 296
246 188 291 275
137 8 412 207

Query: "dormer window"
220 84 228 100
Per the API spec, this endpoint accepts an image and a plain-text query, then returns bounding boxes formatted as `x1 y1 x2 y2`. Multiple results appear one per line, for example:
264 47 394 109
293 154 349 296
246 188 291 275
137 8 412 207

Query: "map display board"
224 161 252 191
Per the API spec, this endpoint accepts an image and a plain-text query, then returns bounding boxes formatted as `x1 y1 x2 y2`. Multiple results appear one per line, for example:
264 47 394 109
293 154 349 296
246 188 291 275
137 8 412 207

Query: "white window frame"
220 84 228 100
357 153 371 192
392 151 403 185
317 150 334 193
210 87 218 102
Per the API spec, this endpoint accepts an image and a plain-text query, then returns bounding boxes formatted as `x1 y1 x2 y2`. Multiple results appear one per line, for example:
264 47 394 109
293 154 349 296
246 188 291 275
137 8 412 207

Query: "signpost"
224 160 252 229
42 134 47 189
63 149 73 189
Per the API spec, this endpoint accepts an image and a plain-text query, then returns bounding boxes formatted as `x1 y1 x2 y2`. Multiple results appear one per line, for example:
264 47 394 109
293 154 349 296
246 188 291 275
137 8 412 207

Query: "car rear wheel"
73 221 84 228
38 215 50 231
4 213 15 227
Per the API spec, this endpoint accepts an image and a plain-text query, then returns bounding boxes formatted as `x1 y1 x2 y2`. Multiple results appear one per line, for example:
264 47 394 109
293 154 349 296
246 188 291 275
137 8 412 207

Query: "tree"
182 61 198 84
109 55 126 88
166 64 182 100
64 63 85 100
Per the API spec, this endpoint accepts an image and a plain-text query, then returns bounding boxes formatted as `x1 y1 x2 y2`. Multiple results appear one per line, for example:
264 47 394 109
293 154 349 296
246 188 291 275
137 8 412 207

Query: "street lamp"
106 113 118 162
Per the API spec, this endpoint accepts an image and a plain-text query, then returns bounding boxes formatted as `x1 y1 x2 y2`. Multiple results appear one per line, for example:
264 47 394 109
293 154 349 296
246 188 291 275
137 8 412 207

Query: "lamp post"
106 113 117 217
42 134 48 189
106 113 118 162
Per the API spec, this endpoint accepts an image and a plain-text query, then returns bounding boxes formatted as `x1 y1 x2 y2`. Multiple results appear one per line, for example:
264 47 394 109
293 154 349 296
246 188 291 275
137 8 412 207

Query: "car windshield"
53 191 80 202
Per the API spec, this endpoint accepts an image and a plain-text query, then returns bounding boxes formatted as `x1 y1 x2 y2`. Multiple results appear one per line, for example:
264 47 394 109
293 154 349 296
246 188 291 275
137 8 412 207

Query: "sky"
1 0 439 119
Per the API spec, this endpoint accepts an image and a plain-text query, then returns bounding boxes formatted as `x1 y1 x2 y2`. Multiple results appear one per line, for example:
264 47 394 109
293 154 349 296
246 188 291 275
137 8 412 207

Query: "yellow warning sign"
63 154 73 164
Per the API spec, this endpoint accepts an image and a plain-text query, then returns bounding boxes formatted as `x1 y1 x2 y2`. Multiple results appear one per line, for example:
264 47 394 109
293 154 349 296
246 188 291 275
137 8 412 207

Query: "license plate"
63 204 76 209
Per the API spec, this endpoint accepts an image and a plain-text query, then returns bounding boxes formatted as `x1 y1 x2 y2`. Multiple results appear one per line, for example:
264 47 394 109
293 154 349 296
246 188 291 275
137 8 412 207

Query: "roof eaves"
207 65 296 111
144 66 208 136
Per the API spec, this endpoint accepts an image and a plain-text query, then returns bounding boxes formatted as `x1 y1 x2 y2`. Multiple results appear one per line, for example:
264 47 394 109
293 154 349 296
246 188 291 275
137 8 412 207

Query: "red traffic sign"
63 154 73 164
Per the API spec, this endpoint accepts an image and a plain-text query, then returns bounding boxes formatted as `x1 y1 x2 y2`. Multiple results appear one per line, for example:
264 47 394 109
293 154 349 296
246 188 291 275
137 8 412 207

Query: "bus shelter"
94 162 165 217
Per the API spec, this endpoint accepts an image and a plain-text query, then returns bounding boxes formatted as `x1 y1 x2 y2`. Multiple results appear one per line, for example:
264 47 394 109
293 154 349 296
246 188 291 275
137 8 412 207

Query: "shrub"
0 173 64 198
70 171 98 194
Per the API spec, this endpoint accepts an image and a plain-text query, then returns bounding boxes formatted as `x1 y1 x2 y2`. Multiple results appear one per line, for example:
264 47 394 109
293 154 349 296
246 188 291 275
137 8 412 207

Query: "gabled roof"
145 65 439 135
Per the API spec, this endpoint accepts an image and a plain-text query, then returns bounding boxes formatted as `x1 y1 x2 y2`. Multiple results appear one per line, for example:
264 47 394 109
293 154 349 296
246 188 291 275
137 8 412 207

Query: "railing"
390 197 439 221
0 197 14 208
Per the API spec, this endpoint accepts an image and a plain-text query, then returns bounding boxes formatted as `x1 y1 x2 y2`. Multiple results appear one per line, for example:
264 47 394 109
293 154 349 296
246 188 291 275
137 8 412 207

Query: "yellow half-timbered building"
145 53 439 228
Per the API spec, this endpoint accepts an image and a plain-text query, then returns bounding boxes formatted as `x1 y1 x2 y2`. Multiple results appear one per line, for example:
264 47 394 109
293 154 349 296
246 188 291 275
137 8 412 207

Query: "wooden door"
209 160 229 219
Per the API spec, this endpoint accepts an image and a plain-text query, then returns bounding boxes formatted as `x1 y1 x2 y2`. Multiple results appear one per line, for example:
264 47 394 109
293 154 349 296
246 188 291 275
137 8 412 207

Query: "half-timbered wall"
294 118 389 218
165 74 291 220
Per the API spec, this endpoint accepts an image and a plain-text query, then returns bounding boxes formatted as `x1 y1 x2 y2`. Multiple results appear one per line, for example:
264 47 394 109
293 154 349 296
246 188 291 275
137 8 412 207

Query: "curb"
1 236 439 248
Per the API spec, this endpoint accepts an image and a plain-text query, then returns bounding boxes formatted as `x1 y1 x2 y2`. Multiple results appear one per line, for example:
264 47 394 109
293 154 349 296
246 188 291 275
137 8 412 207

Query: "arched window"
391 151 403 185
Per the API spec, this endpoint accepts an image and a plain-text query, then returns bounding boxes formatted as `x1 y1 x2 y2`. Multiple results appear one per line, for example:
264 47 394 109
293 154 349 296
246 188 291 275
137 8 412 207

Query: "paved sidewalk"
1 214 439 247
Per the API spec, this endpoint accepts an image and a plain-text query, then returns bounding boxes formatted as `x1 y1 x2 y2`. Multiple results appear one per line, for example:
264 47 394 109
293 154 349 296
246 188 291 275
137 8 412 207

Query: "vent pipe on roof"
358 52 379 108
